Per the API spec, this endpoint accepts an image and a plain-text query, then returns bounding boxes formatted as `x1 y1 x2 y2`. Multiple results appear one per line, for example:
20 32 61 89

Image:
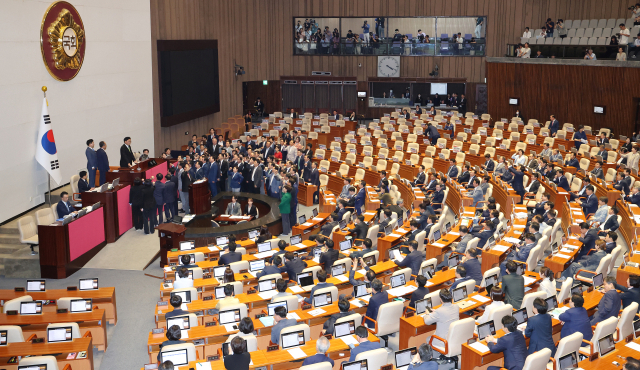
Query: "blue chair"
406 34 413 39
464 34 472 40
441 33 449 40
345 39 354 54
392 41 402 54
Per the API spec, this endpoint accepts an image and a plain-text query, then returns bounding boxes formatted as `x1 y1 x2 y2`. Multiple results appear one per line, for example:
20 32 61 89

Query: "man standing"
85 139 97 187
96 141 109 186
251 158 264 194
119 136 136 168
310 162 320 204
206 156 219 197
153 174 166 225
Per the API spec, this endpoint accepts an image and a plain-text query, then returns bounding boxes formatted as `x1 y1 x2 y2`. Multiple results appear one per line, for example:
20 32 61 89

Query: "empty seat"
583 28 593 38
545 37 554 44
601 28 612 38
553 37 563 44
606 19 616 28
567 28 577 38
579 37 590 45
565 20 573 28
588 37 598 44
597 37 607 45
562 37 572 45
575 28 585 37
597 19 607 28
588 19 598 28
592 28 602 38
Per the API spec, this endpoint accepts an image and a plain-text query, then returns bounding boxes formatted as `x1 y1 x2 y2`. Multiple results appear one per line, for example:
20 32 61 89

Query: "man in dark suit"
56 192 77 218
257 256 282 279
319 213 338 237
613 275 640 311
250 158 264 194
364 279 388 329
594 145 608 161
502 261 525 309
278 251 308 283
218 243 242 266
573 126 588 150
458 94 467 115
309 162 320 204
591 276 622 325
486 316 528 370
599 207 620 233
553 170 571 192
153 174 167 225
318 239 341 274
218 154 229 192
525 298 556 356
209 138 220 159
96 141 109 186
119 136 136 168
626 186 640 206
399 221 421 253
271 306 297 345
559 294 593 343
577 222 599 259
614 172 630 195
353 181 366 215
471 221 494 250
482 154 495 172
446 159 459 178
576 186 597 216
564 153 580 168
408 275 431 309
348 215 368 239
395 241 425 277
164 174 177 220
349 326 381 361
204 156 218 197
590 161 605 181
85 139 97 187
449 265 474 292
430 183 445 210
458 165 471 184
426 122 440 145
77 171 92 197
320 298 354 337
500 233 537 277
301 157 313 181
460 248 482 285
548 115 560 137
304 270 335 304
412 166 427 186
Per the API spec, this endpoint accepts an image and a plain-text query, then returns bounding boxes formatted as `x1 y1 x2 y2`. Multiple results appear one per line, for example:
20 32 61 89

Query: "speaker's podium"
106 158 169 187
81 185 133 243
157 223 186 266
188 180 211 215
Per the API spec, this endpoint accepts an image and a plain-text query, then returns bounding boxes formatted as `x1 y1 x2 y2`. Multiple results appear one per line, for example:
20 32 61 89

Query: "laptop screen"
342 359 368 370
421 265 434 279
339 219 347 229
313 208 318 217
339 240 352 251
179 241 195 251
332 263 346 277
19 364 48 370
634 318 640 334
558 352 578 370
281 330 305 349
250 259 265 272
484 274 497 289
47 326 72 343
513 308 528 325
592 273 604 288
598 334 615 356
214 286 228 299
354 284 370 298
267 301 288 316
248 229 259 239
20 301 42 315
452 286 468 303
313 292 333 307
160 348 188 366
477 321 496 340
0 330 6 346
515 263 525 276
433 230 441 242
216 236 229 246
384 224 392 235
298 215 307 224
446 222 452 232
26 280 45 292
545 296 558 310
258 279 276 292
70 298 93 313
395 348 417 370
219 308 241 325
298 272 314 288
171 290 191 304
363 255 376 267
334 320 356 338
213 266 228 278
571 285 583 296
415 297 432 315
79 278 98 290
257 242 272 253
390 274 406 288
290 235 302 245
167 315 190 330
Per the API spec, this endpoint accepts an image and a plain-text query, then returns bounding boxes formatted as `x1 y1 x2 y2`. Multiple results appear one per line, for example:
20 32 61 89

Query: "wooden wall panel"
487 61 639 136
151 0 634 153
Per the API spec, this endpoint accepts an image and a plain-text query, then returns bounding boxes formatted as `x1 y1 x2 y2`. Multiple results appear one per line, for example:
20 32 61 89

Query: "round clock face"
378 56 400 77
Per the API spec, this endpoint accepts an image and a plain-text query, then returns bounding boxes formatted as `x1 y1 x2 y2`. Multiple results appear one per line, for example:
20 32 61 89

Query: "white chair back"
488 304 513 331
219 303 249 320
375 301 404 337
391 268 412 285
313 286 339 307
355 348 389 370
56 297 86 311
300 363 333 370
281 323 311 344
557 277 573 302
46 322 81 341
432 317 475 357
228 260 250 273
480 267 500 287
0 326 24 343
590 317 618 354
522 348 551 370
336 313 363 328
554 333 583 370
521 291 547 318
171 287 198 302
160 343 197 363
4 295 33 313
272 295 299 313
19 356 60 370
225 333 258 352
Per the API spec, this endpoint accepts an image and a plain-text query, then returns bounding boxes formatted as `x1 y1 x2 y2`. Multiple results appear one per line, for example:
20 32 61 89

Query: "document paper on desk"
471 295 491 303
258 290 278 300
289 285 304 293
554 253 572 259
503 237 521 244
626 342 640 353
341 335 359 346
287 312 301 320
253 250 276 259
195 362 213 370
492 245 510 252
302 222 314 227
294 243 307 249
389 233 403 238
335 275 349 282
208 246 220 251
313 217 324 221
307 308 326 316
387 285 417 297
523 276 536 286
469 341 490 353
288 347 307 359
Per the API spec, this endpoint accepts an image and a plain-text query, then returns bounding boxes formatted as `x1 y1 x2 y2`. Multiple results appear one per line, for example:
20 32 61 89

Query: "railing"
505 43 627 59
294 38 486 56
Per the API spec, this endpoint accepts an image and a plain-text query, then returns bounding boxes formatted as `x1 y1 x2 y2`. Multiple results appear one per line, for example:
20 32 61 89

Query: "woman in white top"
522 27 532 38
476 287 505 324
519 42 531 58
621 146 640 172
538 267 557 299
511 149 527 166
617 47 627 61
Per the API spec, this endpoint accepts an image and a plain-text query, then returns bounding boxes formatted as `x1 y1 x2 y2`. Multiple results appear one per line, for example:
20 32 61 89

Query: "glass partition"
293 17 486 56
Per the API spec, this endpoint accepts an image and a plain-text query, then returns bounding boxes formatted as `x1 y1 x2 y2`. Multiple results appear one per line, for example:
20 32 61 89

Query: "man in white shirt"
630 35 640 58
456 33 464 54
522 27 532 38
173 268 194 289
619 24 631 45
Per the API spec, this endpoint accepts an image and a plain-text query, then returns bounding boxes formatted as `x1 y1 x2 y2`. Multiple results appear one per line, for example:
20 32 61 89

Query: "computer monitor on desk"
170 290 191 304
70 298 93 313
26 280 45 292
290 234 302 245
281 330 305 349
342 359 368 370
395 348 417 370
216 236 229 246
257 242 271 253
167 316 190 330
334 320 356 338
160 348 189 367
179 241 195 251
47 326 73 343
219 308 241 325
452 286 468 303
390 273 406 288
258 279 276 292
267 301 288 316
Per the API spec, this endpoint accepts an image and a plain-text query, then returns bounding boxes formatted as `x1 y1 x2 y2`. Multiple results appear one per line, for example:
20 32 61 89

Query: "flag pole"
42 86 51 207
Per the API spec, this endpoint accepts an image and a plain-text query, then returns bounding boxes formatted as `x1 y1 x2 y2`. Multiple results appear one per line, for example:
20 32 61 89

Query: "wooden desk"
298 182 317 207
37 206 107 279
0 287 117 325
0 310 107 351
106 158 169 187
81 184 132 243
0 337 93 370
214 215 254 223
189 180 212 215
158 223 187 267
291 213 330 241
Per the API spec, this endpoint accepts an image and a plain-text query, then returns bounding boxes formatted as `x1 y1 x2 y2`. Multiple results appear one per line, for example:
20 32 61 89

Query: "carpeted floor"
83 227 160 270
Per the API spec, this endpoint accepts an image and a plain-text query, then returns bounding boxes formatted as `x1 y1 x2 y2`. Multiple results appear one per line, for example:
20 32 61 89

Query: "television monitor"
158 40 220 127
19 301 42 315
509 98 519 106
357 91 367 98
384 224 393 235
19 364 48 370
79 278 98 291
47 326 72 343
430 83 448 95
594 106 605 114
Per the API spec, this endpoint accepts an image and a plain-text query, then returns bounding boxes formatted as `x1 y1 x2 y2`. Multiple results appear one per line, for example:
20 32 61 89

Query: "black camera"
630 6 635 10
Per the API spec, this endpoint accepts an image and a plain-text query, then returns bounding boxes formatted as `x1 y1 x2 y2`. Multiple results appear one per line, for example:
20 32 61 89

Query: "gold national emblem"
40 2 86 81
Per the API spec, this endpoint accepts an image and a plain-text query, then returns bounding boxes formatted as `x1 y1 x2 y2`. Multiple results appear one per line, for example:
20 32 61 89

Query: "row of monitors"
24 278 98 292
17 299 93 316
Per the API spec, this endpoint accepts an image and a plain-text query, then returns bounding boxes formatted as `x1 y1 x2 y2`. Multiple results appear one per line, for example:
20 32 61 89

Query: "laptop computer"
546 296 558 311
390 274 406 288
298 215 307 224
160 348 188 367
433 229 441 242
598 333 616 357
313 292 333 307
339 219 348 230
332 263 347 277
384 224 393 235
170 290 191 304
312 208 318 217
592 273 604 289
477 320 496 340
20 301 42 315
167 315 191 330
249 259 265 273
447 254 461 268
257 242 272 253
219 308 241 326
216 236 229 246
213 265 227 279
214 286 231 299
395 348 418 370
297 272 315 292
558 352 578 370
267 301 288 316
453 286 474 309
26 280 45 292
421 265 434 279
415 297 432 315
248 229 259 239
258 279 276 292
334 320 356 338
342 359 368 370
362 254 376 267
513 307 528 325
339 240 352 251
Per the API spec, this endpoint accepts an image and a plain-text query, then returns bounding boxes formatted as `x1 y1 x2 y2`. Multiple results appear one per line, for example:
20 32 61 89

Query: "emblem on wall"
40 1 86 81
